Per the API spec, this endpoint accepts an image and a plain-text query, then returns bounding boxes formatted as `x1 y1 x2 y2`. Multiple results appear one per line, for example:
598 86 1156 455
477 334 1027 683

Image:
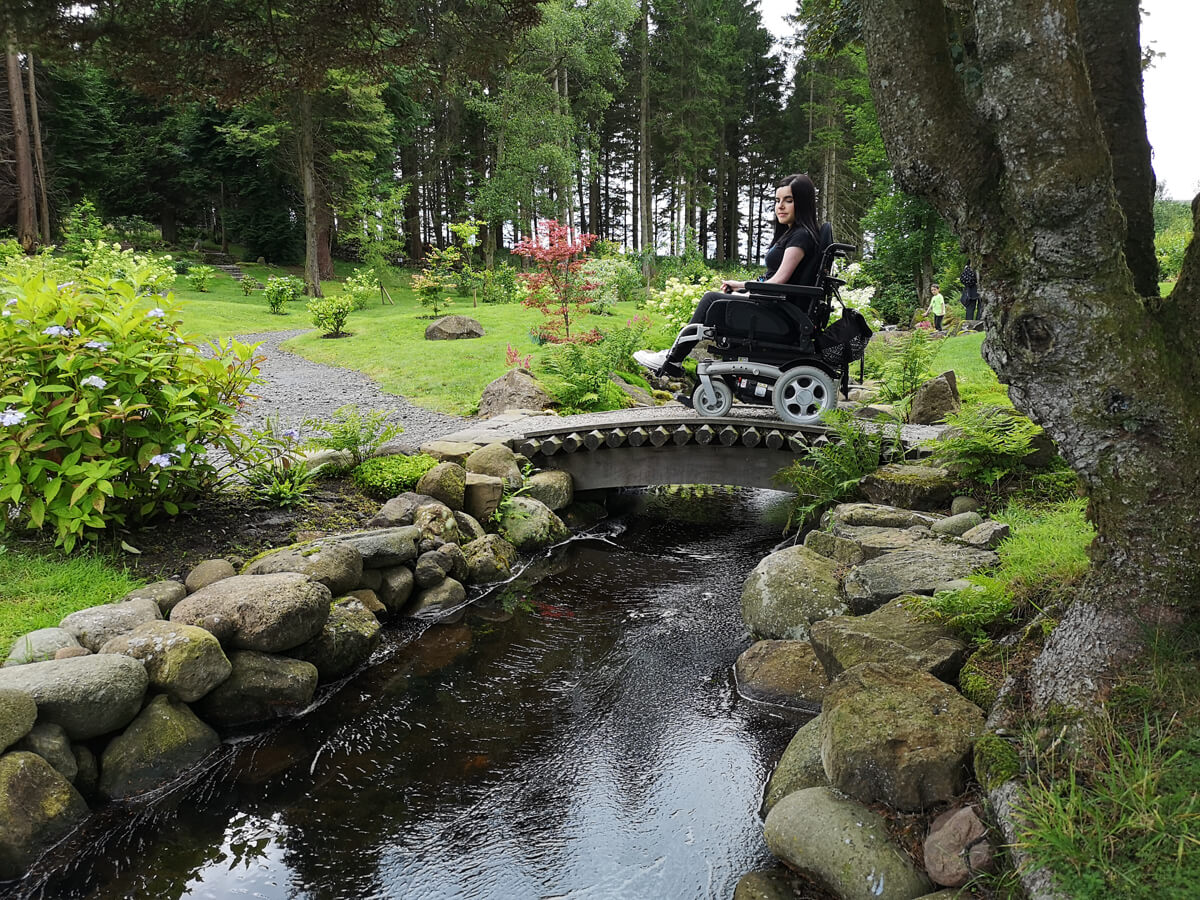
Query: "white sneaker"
633 349 669 370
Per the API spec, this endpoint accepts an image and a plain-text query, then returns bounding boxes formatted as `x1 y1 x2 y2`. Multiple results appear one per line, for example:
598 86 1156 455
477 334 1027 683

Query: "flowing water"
11 488 799 900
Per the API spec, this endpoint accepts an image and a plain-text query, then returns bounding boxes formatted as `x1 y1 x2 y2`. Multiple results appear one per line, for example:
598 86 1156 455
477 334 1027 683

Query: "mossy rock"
958 643 1008 711
973 732 1021 791
0 752 89 879
98 694 220 799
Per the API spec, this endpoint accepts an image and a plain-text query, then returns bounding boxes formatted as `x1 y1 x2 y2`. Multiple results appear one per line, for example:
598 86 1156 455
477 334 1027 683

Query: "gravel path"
237 330 470 446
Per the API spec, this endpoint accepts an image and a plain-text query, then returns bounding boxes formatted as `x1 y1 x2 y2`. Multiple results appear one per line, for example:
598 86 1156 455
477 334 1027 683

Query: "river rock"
424 314 484 340
764 787 932 900
454 511 486 543
740 545 846 641
463 534 518 584
931 511 983 536
827 524 942 561
436 543 469 582
478 369 553 418
821 662 986 811
950 496 982 515
185 558 236 593
358 568 383 592
734 641 827 712
924 805 995 887
124 580 189 614
99 621 232 703
908 371 961 425
822 503 941 530
413 501 464 546
0 689 37 751
415 462 467 511
0 752 89 880
764 715 826 812
243 542 363 596
376 565 415 613
60 598 162 652
98 694 220 799
198 651 318 728
523 470 574 511
496 496 569 551
345 588 386 616
170 573 331 653
801 530 865 566
464 473 504 522
288 599 381 681
418 442 480 466
299 448 354 471
464 442 524 492
809 596 968 682
409 578 467 619
367 492 435 527
0 655 148 739
55 646 90 660
733 868 814 900
962 520 1011 549
72 745 98 796
330 526 420 568
4 628 81 667
414 550 449 588
860 464 955 511
13 723 76 782
842 546 998 613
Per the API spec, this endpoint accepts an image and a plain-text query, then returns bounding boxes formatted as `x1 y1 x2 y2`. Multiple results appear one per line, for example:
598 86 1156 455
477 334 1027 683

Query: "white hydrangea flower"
82 375 108 389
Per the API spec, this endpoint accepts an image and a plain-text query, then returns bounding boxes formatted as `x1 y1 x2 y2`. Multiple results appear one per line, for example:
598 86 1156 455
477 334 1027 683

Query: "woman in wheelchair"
633 173 825 376
632 173 871 425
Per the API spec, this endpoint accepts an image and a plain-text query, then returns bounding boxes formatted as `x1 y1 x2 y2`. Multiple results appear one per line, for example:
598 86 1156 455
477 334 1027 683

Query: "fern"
878 328 938 402
537 321 649 414
926 405 1045 486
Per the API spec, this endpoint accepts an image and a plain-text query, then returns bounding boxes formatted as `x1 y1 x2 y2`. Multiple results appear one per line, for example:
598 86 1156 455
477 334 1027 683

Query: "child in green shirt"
926 284 946 331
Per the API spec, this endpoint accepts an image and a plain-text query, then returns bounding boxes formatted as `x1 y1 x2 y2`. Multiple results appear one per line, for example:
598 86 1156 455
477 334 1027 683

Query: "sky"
758 0 1200 202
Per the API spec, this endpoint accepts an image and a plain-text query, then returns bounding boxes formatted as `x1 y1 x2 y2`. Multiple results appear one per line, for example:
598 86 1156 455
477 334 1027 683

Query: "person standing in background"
926 283 946 332
959 264 981 320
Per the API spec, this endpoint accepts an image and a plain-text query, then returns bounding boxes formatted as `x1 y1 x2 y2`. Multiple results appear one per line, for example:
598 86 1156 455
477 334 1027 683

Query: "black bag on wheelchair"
816 307 872 369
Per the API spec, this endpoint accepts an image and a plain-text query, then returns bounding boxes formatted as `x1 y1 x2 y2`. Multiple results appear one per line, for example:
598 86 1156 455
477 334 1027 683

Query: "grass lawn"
0 547 144 655
931 330 1012 407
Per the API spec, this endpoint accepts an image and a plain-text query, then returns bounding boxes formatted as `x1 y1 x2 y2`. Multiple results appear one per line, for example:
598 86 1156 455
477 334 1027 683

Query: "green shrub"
644 277 718 332
341 268 378 310
302 404 403 466
107 215 159 249
0 265 261 550
173 259 192 276
263 274 303 314
186 264 215 292
538 320 650 413
352 454 439 499
926 405 1045 487
246 459 318 508
774 407 903 530
80 241 175 294
481 263 524 304
871 282 920 326
582 255 644 313
60 199 106 256
1156 218 1192 280
239 276 256 296
0 240 23 263
308 295 353 336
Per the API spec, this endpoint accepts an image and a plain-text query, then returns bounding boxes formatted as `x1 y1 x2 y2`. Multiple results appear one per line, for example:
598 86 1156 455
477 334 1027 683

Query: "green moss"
352 454 439 500
974 733 1021 790
958 643 1008 710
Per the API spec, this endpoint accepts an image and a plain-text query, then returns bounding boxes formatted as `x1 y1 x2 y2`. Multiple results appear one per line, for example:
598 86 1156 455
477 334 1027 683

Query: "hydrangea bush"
341 269 379 310
0 264 261 550
644 277 720 332
581 255 644 313
264 275 304 314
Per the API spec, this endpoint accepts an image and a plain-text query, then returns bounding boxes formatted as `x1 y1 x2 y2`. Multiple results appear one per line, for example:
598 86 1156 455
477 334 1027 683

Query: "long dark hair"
769 173 819 247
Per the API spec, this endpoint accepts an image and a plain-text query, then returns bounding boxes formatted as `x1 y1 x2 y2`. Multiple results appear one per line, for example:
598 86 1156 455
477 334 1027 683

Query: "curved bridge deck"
436 406 944 491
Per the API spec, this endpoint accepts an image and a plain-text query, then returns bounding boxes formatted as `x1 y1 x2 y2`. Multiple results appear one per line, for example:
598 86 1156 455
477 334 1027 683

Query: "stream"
12 487 798 900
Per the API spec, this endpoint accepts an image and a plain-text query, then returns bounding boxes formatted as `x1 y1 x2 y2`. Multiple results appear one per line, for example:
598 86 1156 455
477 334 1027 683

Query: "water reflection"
11 488 795 900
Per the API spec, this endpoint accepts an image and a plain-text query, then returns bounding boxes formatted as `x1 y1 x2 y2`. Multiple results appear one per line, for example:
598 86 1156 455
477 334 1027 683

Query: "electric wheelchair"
680 226 872 425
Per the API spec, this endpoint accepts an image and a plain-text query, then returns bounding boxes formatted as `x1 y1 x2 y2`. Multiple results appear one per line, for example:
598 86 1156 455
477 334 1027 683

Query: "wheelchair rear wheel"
692 379 734 417
773 366 836 425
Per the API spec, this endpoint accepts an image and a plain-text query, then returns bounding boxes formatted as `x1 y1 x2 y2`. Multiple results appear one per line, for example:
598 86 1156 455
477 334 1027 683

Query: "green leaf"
120 540 142 554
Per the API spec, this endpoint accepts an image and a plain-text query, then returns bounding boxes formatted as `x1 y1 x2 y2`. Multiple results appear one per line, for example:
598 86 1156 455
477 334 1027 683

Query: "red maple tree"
514 220 599 342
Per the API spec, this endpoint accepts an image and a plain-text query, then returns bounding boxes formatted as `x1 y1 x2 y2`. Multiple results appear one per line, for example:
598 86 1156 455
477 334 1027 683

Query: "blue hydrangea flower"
148 453 174 467
84 340 111 350
146 308 166 319
1 408 27 427
281 428 300 441
43 325 71 337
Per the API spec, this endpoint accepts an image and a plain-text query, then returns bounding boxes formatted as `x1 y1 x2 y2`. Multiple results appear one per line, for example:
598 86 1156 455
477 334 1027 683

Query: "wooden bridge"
433 406 943 491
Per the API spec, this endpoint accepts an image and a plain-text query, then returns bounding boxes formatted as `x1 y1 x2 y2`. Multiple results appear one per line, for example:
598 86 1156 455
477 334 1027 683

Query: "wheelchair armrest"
828 243 856 257
743 282 823 301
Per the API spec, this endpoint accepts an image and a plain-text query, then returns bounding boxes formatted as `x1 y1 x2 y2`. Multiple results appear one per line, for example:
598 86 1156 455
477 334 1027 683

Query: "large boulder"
801 530 866 566
170 573 331 653
763 715 827 812
198 651 319 728
763 787 932 900
740 545 847 641
908 371 961 425
523 470 574 512
464 442 524 492
733 641 827 712
809 597 968 682
14 722 77 782
732 868 814 900
961 520 1011 549
99 621 232 703
495 496 569 551
0 752 89 880
124 580 188 615
417 442 480 466
478 368 553 418
329 526 420 568
424 314 484 340
0 655 148 739
859 465 956 512
415 462 467 511
98 694 221 799
822 503 941 530
289 598 382 680
4 628 81 667
454 511 486 543
826 524 942 561
376 565 415 613
842 546 998 613
184 558 236 594
0 688 37 752
367 491 435 527
413 502 464 546
464 473 504 522
243 542 363 596
60 598 162 652
463 534 518 584
408 578 467 619
821 663 986 811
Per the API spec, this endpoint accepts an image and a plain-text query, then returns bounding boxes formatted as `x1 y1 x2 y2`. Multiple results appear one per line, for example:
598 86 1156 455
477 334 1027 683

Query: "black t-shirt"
762 226 820 286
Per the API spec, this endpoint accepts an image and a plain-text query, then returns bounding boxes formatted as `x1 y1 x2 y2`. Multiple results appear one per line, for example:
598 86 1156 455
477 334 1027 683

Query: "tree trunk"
401 140 421 261
715 140 726 263
861 0 1200 711
5 45 36 252
160 204 177 246
25 54 49 246
639 0 651 275
297 90 323 297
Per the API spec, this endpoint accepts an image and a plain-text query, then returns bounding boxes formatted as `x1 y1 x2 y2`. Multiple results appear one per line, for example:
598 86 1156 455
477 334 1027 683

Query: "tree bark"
639 0 651 274
401 140 421 261
5 45 36 252
316 198 334 280
25 54 49 246
298 90 323 297
861 0 1200 711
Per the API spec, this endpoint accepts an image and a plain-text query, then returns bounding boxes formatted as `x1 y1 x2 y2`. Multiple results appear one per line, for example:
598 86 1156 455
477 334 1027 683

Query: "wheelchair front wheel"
692 378 734 417
773 366 836 425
